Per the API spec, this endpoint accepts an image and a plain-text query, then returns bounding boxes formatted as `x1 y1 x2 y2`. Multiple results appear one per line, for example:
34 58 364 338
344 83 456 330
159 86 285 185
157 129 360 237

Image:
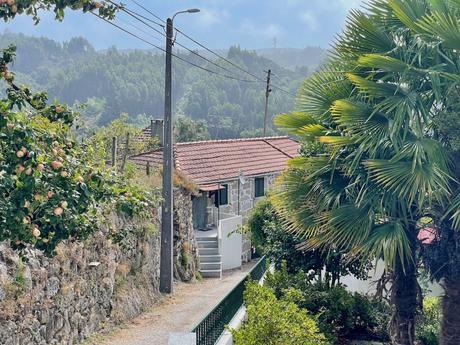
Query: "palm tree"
272 1 460 344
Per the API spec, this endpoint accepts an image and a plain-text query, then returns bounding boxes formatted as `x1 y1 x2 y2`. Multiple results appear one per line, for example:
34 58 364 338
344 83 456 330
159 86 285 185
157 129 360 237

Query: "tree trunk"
441 277 460 345
391 230 418 345
440 231 460 345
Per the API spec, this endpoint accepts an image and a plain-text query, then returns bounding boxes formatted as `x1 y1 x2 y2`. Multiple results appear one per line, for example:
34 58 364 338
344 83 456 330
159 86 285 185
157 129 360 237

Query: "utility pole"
160 9 200 295
160 17 174 294
263 69 272 137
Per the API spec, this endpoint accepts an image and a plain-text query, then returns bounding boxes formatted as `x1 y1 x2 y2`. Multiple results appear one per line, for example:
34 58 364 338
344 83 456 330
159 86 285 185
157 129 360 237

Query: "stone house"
130 136 300 277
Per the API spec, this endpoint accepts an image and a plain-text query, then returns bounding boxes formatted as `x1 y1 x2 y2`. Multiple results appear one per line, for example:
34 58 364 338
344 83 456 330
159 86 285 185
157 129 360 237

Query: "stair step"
200 255 222 263
198 241 218 249
196 236 218 242
200 262 222 270
200 269 222 278
199 247 219 255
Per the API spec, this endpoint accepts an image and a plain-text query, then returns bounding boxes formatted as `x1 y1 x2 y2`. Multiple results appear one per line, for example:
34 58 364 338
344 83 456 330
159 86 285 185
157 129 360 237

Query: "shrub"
232 281 327 345
0 45 158 254
265 265 391 343
416 296 441 345
248 199 371 281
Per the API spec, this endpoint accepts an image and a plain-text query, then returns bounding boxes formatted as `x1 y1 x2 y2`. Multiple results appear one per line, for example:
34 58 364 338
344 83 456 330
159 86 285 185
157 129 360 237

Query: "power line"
174 28 297 97
129 0 166 24
116 14 163 43
124 0 297 97
106 0 257 82
90 12 261 83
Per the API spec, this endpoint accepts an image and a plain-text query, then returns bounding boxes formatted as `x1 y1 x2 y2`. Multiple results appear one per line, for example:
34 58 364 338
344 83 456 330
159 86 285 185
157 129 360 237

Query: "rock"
0 210 166 344
46 277 60 298
0 285 6 301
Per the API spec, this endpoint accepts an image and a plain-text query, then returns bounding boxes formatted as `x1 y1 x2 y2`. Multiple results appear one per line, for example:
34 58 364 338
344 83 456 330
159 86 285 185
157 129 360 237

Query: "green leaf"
357 221 413 271
364 159 451 206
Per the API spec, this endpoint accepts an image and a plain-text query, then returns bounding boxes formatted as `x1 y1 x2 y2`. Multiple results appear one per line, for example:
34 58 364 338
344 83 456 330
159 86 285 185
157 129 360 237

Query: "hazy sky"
1 0 364 50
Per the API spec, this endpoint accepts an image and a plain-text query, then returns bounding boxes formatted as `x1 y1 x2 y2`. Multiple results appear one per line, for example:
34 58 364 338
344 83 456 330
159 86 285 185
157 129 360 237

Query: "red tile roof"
129 136 299 188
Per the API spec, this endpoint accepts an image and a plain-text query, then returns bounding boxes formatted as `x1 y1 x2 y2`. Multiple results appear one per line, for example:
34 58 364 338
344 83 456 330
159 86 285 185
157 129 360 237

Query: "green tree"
247 199 371 284
0 46 157 254
174 115 210 142
272 1 460 344
232 281 327 345
0 0 117 23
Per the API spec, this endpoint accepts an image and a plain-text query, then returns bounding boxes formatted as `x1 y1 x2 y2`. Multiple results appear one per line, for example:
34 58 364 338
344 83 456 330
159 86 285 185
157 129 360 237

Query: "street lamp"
160 8 200 294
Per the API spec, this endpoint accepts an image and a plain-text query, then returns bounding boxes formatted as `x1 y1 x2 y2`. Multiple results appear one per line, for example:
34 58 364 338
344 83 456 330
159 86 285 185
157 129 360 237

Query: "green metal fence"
192 256 268 345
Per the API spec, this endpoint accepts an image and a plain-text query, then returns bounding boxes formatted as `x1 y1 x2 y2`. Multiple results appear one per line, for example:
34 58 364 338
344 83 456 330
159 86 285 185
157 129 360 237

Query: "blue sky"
1 0 364 50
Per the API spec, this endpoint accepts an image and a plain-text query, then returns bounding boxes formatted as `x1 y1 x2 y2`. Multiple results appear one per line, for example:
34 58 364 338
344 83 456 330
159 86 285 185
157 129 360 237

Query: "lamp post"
160 8 200 294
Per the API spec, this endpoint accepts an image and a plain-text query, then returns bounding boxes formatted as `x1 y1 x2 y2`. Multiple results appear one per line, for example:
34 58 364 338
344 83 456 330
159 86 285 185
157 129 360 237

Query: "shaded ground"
84 261 256 345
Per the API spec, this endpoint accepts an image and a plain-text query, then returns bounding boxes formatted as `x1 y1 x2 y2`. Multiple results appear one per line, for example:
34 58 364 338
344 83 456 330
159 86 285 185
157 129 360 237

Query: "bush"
232 281 327 345
265 265 391 343
416 297 441 345
248 199 371 281
0 45 158 254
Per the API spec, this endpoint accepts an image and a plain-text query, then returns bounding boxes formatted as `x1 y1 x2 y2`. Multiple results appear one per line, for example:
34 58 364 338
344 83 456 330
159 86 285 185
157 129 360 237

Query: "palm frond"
347 73 402 99
444 191 460 229
357 54 430 79
274 112 318 136
334 9 394 59
355 221 413 271
391 137 453 171
417 10 460 49
297 69 352 121
364 159 452 206
306 204 375 251
331 99 390 149
318 135 354 147
389 0 429 32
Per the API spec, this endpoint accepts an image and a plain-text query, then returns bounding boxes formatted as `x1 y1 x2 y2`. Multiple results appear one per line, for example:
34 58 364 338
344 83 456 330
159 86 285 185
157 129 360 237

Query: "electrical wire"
122 0 297 97
90 12 262 83
105 0 258 82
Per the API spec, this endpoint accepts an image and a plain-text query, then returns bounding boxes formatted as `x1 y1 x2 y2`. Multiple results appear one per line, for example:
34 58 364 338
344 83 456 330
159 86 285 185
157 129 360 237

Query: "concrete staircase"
196 236 222 278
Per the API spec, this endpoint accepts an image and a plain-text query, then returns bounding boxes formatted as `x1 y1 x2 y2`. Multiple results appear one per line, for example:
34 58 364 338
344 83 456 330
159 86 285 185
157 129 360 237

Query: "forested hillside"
0 32 324 139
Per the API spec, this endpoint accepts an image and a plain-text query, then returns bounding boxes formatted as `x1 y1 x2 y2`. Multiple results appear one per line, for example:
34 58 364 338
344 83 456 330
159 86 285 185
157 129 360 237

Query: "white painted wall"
219 215 243 270
342 260 444 297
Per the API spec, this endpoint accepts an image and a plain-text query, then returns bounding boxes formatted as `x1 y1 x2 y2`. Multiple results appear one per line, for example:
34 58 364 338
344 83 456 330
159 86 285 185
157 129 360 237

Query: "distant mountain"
0 32 327 139
256 47 328 71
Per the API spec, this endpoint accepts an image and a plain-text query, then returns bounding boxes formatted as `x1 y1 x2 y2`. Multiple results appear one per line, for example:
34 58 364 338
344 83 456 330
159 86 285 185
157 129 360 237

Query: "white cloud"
300 11 319 31
195 8 229 29
240 21 283 40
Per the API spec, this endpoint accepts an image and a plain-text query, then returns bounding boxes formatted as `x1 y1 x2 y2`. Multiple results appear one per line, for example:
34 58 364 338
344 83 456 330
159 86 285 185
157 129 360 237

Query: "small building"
130 136 300 277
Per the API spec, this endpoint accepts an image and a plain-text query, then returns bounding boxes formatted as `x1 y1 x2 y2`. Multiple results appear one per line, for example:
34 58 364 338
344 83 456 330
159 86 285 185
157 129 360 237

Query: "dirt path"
84 262 256 345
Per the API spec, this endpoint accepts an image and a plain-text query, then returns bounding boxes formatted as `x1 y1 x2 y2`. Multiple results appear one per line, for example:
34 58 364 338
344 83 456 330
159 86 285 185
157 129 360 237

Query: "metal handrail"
192 256 268 345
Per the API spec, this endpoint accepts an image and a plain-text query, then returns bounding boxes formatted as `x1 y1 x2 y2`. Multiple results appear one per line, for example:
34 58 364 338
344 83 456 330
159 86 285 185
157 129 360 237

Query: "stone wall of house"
215 173 279 263
173 187 199 282
0 213 163 345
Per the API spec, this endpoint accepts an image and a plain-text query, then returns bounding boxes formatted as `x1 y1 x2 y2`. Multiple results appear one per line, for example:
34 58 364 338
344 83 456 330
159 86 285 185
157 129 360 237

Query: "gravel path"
84 261 256 345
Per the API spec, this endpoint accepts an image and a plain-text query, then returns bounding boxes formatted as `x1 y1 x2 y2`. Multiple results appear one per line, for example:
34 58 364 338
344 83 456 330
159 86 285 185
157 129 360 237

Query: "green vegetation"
248 199 371 282
232 281 327 345
0 0 116 23
0 32 307 139
0 45 158 254
272 1 460 343
416 297 441 345
265 265 391 344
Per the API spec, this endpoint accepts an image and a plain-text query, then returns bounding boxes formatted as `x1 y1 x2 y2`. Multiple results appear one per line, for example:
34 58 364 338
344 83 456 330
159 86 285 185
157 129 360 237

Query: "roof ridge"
262 139 294 159
175 136 290 146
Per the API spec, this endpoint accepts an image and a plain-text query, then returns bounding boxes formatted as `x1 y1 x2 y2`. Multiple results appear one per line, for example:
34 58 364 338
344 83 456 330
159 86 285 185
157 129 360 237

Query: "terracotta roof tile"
129 136 300 187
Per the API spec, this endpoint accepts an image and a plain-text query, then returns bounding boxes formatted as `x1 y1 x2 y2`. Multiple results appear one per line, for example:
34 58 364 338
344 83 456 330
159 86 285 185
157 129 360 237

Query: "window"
255 177 265 198
216 184 228 206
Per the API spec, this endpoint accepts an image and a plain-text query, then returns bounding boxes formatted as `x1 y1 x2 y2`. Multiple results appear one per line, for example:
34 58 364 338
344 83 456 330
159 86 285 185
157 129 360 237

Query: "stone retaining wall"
173 187 199 282
0 212 160 345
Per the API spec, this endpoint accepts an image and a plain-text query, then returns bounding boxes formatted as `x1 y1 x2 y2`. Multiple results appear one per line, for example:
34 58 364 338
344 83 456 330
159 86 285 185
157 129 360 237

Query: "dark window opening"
215 184 229 206
255 177 265 198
